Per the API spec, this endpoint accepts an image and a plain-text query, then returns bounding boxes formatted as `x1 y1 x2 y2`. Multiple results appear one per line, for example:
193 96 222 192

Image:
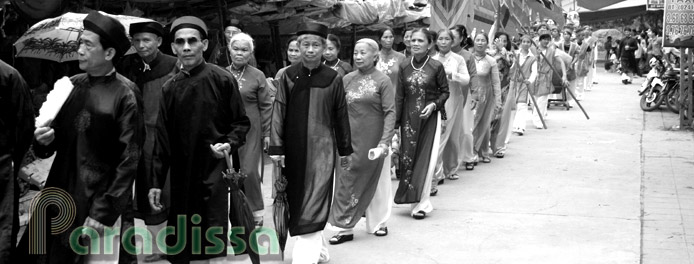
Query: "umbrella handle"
223 149 233 170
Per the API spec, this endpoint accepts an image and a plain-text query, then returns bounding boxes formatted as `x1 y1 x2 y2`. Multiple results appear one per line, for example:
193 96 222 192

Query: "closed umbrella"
272 165 289 260
222 150 260 264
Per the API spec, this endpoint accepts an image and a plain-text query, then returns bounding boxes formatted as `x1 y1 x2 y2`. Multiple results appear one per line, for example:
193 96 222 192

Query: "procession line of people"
0 7 612 263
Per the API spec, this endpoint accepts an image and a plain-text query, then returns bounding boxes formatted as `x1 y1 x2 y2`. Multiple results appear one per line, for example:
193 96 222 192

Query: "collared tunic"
394 56 449 204
324 59 353 78
118 51 177 224
0 60 34 263
329 67 395 229
269 63 353 236
152 62 250 262
17 72 144 263
226 65 272 212
472 54 501 158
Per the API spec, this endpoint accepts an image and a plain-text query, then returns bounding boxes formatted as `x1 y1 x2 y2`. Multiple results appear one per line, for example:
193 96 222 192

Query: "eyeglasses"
174 37 200 46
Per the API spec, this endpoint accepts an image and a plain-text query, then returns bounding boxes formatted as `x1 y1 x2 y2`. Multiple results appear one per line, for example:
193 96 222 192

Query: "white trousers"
84 217 121 264
365 152 392 233
411 113 441 215
461 96 476 163
532 95 549 128
292 231 329 264
513 102 529 131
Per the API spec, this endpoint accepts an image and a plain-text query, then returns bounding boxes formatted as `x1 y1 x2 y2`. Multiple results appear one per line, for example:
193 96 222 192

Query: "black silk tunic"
269 63 353 236
17 72 144 263
0 60 34 263
118 51 177 224
151 62 250 262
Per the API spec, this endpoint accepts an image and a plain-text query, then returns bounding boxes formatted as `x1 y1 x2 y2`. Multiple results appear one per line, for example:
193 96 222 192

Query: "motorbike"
639 59 669 111
663 69 683 114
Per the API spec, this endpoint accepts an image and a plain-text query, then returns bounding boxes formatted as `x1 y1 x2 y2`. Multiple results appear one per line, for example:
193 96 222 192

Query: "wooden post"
217 0 226 37
350 25 357 67
679 48 693 128
270 21 284 73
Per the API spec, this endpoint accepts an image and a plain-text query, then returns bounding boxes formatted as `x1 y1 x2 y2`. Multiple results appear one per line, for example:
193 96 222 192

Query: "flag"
430 0 475 31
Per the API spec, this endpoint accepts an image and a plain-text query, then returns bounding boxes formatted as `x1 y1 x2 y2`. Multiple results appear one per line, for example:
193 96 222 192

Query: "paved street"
136 69 694 264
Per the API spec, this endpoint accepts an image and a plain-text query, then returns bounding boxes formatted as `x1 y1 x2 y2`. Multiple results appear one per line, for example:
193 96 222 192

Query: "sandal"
481 157 492 163
374 226 388 237
494 152 505 158
464 162 475 170
412 210 426 220
430 188 438 196
447 174 460 180
328 234 353 245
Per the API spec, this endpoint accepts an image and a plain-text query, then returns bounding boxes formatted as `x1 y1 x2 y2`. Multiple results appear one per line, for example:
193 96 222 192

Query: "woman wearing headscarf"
450 24 478 171
394 28 449 220
431 29 469 194
225 32 273 225
471 32 501 164
328 38 396 244
324 34 353 77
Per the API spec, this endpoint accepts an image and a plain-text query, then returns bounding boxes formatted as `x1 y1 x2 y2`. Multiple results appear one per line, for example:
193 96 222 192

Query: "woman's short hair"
229 32 254 52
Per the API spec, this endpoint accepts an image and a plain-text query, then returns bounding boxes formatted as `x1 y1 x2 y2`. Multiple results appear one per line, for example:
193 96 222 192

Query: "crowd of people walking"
2 7 667 264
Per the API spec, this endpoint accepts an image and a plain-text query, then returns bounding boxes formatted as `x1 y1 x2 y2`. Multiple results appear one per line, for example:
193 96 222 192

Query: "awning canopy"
579 4 647 24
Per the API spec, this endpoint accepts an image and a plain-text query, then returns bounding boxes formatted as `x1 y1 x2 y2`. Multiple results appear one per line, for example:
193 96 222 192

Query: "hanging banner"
663 0 694 47
647 0 664 10
429 0 475 31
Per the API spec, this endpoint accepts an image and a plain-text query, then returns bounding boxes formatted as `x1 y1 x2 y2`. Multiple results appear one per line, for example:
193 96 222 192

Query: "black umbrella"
222 150 260 264
272 165 289 260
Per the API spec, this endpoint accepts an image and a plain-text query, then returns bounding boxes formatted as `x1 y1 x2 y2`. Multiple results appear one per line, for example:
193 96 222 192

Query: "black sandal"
464 162 475 170
329 234 353 245
413 210 426 220
374 227 388 236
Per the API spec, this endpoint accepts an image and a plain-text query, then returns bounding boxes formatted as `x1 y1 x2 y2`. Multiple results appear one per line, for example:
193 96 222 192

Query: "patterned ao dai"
394 56 449 210
329 67 395 229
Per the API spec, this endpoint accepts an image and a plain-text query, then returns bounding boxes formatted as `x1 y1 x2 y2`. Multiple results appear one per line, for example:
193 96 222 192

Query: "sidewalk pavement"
135 68 693 263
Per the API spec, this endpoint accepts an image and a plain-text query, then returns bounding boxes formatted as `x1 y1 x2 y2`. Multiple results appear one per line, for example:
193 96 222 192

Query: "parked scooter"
639 58 668 111
663 68 683 113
